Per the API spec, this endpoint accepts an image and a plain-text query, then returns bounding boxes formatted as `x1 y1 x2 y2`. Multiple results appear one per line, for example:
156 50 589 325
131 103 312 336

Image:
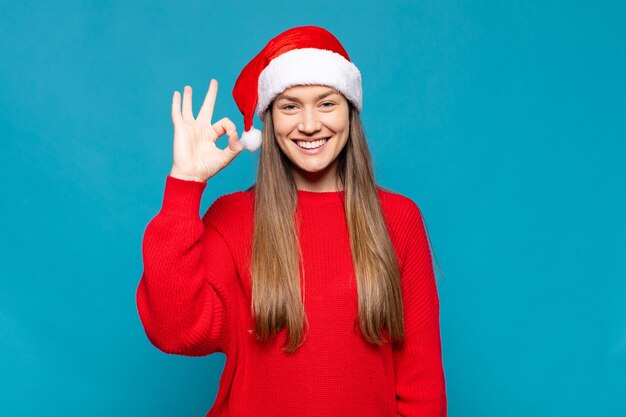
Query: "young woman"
136 25 447 417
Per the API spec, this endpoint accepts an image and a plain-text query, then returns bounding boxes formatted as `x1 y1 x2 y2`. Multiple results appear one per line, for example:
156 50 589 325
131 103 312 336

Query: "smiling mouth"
292 137 331 149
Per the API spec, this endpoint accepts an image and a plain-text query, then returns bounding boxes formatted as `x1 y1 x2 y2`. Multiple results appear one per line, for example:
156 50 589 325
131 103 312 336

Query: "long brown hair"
249 100 407 353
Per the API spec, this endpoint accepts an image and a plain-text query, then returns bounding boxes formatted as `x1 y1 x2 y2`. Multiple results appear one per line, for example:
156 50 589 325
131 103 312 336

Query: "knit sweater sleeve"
392 200 447 416
135 175 235 356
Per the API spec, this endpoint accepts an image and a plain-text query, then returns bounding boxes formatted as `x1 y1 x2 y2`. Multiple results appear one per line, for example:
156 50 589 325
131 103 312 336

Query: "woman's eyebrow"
276 90 338 102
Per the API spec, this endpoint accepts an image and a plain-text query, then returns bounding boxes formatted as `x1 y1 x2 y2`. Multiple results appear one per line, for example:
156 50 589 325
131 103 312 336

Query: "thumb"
222 129 244 160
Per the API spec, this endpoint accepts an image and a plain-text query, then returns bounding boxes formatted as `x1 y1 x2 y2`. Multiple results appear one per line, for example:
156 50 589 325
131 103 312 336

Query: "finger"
197 79 218 123
212 117 237 142
182 85 193 120
171 91 182 125
220 129 244 164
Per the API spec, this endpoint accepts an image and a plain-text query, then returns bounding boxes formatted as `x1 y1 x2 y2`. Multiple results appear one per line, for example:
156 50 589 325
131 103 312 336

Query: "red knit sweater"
136 175 447 417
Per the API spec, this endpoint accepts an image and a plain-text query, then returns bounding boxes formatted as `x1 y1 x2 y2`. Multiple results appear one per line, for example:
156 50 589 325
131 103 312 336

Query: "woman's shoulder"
375 185 423 217
202 188 255 230
375 186 428 254
212 188 254 208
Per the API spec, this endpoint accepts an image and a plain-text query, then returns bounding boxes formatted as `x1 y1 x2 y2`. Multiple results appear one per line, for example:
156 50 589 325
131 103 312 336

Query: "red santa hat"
232 25 363 152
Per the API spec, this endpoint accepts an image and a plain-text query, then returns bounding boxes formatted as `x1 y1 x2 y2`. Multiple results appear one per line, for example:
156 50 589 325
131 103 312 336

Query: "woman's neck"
292 163 344 192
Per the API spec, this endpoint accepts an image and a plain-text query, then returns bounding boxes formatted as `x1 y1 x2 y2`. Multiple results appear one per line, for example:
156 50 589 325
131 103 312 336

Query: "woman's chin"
293 158 333 175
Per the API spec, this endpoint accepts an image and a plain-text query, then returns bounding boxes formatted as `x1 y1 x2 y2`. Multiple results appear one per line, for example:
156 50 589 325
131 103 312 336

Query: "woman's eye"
281 102 334 110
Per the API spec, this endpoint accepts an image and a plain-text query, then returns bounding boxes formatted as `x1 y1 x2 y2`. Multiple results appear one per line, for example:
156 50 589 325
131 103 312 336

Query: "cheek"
272 119 293 153
327 114 350 135
273 115 295 137
273 131 290 153
324 105 349 129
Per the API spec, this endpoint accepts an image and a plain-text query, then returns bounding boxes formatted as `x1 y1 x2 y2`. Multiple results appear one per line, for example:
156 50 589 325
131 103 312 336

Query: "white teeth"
295 138 328 149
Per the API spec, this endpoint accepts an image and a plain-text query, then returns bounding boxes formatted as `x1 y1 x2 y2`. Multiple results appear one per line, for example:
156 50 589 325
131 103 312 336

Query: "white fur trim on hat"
255 48 362 120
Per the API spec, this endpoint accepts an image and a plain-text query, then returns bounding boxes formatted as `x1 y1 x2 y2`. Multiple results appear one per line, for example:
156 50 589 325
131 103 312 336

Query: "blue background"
1 1 624 416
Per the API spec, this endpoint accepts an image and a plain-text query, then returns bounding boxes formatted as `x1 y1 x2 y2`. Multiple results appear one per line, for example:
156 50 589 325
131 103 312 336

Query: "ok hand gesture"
169 79 244 182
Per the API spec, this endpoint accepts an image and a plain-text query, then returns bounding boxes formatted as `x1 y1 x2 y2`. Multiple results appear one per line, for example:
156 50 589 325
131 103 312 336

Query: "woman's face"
271 84 350 182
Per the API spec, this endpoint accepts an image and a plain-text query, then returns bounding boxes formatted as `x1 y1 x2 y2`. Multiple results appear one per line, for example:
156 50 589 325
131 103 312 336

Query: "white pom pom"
240 127 262 152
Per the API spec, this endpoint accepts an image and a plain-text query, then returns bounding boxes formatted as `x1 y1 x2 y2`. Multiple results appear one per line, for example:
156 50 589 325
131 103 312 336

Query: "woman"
136 25 447 416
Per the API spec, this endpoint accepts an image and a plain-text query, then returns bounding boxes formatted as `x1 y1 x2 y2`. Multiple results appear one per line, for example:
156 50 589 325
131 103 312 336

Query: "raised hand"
169 79 244 182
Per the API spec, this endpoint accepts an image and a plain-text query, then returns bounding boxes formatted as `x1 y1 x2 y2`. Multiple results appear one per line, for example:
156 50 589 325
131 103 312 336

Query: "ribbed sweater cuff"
160 175 207 217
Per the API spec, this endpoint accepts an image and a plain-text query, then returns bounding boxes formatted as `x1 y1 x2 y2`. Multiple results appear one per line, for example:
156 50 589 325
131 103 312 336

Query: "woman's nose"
297 109 322 134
